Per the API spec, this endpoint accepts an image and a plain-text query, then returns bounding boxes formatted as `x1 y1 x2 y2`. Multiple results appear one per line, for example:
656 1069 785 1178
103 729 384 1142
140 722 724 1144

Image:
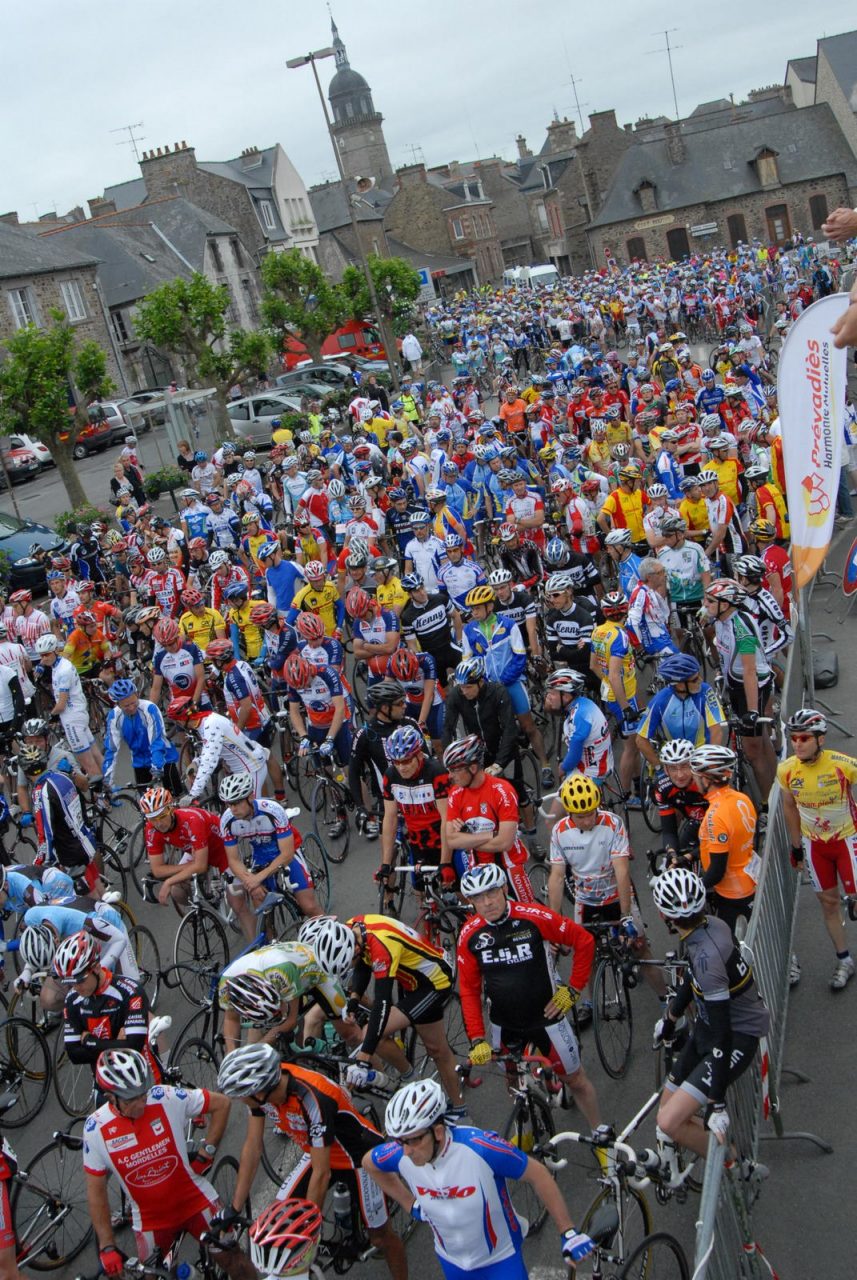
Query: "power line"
110 122 146 163
646 30 683 119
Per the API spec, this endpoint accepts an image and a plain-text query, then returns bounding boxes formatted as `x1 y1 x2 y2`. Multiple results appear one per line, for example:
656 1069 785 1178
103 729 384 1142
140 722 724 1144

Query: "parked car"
274 379 336 402
0 511 64 591
94 400 142 445
227 393 302 449
0 439 40 488
118 391 163 429
4 433 52 468
63 420 112 459
275 363 353 391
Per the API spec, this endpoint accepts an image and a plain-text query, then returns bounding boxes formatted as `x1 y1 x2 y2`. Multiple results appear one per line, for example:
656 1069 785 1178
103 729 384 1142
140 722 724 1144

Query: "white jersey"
189 712 268 801
549 809 629 907
50 655 88 719
0 640 33 699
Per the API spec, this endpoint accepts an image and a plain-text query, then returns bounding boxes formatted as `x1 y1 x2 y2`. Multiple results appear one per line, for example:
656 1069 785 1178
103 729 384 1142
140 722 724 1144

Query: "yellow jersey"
590 620 637 703
777 750 857 840
179 607 226 652
226 601 263 660
291 580 341 636
679 495 710 540
600 487 647 543
709 457 741 504
376 578 409 613
348 914 451 992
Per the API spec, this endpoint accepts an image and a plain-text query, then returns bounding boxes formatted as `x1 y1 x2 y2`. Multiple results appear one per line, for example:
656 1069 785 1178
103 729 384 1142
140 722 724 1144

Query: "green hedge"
54 503 114 538
144 466 185 498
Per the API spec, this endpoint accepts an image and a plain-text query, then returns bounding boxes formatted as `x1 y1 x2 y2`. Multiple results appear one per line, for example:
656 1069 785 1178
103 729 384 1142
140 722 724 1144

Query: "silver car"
227 392 302 449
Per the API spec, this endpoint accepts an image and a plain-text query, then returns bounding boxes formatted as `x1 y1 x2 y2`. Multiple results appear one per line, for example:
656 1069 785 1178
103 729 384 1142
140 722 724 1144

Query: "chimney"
139 141 198 198
663 120 686 165
546 117 577 153
38 211 58 223
624 123 633 133
395 163 428 189
516 135 532 160
88 196 117 218
240 145 262 167
0 212 19 226
588 109 619 133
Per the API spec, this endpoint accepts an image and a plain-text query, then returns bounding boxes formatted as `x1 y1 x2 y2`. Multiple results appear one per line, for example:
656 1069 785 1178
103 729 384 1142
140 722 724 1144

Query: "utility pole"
647 30 682 119
110 122 146 163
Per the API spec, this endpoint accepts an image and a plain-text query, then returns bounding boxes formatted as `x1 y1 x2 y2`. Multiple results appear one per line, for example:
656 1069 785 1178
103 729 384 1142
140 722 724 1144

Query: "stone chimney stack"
0 212 19 226
240 146 262 167
395 163 428 189
88 197 117 218
516 135 532 160
546 117 578 153
663 120 686 165
139 141 197 198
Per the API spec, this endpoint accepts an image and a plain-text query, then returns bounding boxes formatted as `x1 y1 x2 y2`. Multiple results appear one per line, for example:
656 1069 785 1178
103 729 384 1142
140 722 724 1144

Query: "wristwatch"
200 1141 217 1158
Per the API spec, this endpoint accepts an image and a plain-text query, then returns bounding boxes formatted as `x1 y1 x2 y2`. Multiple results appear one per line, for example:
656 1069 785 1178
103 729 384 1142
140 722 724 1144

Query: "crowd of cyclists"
0 237 855 1280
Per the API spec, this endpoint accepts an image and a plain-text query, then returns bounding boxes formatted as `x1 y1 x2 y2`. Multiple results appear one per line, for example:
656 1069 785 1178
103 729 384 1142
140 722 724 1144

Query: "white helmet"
217 1042 282 1098
297 915 337 947
659 739 695 765
690 744 736 780
605 529 633 547
95 1048 153 1099
218 771 254 804
147 546 167 565
209 550 230 569
312 919 355 978
35 633 64 656
384 1079 449 1139
19 923 57 971
460 864 508 896
544 571 574 595
487 568 513 587
652 867 707 919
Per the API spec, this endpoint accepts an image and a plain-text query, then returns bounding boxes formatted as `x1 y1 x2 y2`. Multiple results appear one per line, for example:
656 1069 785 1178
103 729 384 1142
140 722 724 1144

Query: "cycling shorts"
805 833 857 895
604 695 640 738
439 1249 526 1280
278 852 313 895
398 980 451 1028
62 715 94 754
0 1180 14 1250
666 1028 759 1105
277 1153 388 1231
505 680 531 715
246 722 275 750
727 677 773 730
493 1017 581 1076
134 1203 220 1264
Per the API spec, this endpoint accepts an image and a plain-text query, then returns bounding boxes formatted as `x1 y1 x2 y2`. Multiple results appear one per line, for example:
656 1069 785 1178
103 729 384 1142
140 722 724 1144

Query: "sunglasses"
789 733 816 743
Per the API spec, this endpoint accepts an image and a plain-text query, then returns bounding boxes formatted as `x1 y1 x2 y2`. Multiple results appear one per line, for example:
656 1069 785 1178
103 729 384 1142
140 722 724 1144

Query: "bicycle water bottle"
360 1068 390 1089
332 1182 352 1229
176 1264 201 1280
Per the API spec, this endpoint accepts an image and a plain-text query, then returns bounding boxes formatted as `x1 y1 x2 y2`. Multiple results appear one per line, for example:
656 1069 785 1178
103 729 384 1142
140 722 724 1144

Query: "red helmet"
77 578 96 593
52 930 99 982
387 648 419 682
303 560 326 581
166 695 208 723
601 591 629 619
9 590 32 605
285 653 315 688
345 587 371 619
249 1198 323 1279
206 639 235 667
181 588 203 608
295 613 326 644
188 537 208 554
76 610 98 628
154 618 180 646
249 602 277 627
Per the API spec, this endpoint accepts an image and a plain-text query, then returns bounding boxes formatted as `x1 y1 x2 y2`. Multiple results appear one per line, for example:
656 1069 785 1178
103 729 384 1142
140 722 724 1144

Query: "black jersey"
63 971 150 1065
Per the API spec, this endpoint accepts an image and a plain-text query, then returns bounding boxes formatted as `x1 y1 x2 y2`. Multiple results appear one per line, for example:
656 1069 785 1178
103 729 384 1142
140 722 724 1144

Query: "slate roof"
818 31 857 110
690 99 733 117
103 176 147 211
787 56 817 84
37 221 193 308
0 220 98 280
590 102 857 228
308 181 392 233
386 237 475 275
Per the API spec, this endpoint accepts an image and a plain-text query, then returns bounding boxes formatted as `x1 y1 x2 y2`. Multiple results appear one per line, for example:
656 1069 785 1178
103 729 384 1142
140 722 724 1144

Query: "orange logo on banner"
800 471 831 525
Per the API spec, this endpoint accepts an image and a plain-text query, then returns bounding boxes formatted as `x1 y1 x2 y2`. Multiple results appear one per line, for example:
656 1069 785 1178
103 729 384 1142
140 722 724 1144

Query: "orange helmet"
284 653 313 688
154 618 180 646
139 786 174 818
387 648 419 682
296 613 326 644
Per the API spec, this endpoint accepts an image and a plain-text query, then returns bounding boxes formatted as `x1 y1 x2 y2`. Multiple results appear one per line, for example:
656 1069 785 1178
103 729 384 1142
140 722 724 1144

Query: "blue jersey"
618 553 643 598
636 682 726 748
266 559 305 613
695 387 725 416
462 612 526 686
103 699 178 786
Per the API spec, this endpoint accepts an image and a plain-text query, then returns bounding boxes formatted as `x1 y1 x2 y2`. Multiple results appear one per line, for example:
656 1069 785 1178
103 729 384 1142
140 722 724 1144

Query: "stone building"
429 157 536 270
384 163 503 286
587 95 857 264
0 218 125 390
785 30 857 160
328 16 394 187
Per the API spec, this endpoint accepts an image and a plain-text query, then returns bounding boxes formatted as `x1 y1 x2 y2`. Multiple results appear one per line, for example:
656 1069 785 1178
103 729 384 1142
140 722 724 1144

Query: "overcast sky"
3 1 855 218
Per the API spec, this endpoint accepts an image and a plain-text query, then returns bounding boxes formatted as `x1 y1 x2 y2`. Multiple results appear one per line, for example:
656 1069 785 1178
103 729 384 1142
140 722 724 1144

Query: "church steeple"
330 12 348 70
326 14 393 186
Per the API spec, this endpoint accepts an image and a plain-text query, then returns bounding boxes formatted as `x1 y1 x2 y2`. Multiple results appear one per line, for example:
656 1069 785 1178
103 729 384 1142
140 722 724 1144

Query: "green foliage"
341 256 421 323
276 413 307 437
259 250 346 361
134 275 272 394
73 340 115 403
143 466 185 498
54 502 114 538
0 550 11 589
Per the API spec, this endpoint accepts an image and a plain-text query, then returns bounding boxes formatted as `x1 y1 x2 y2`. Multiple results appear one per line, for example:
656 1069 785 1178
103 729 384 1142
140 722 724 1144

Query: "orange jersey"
699 785 757 899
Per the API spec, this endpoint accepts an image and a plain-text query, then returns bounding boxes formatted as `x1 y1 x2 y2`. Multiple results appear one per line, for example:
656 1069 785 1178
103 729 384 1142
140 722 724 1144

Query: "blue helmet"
444 533 464 550
384 724 426 764
109 678 137 702
223 581 249 600
658 653 701 683
701 369 716 382
410 511 431 527
46 570 64 582
544 537 570 568
194 450 208 463
401 573 423 591
453 657 486 685
664 379 681 394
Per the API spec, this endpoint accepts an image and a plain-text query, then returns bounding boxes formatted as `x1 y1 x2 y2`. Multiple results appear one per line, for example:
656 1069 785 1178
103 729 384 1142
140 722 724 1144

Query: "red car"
57 421 112 459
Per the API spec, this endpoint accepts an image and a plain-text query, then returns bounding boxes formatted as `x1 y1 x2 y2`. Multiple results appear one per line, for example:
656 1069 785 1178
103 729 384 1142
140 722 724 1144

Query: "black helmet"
18 745 49 777
366 679 406 709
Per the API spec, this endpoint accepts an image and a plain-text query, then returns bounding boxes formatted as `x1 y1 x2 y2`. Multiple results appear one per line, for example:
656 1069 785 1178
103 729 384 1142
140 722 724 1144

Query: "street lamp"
286 47 401 390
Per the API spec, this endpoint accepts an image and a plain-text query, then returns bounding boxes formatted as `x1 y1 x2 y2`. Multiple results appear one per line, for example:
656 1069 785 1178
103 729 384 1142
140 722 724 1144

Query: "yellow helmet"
539 443 557 461
559 774 602 814
465 585 496 609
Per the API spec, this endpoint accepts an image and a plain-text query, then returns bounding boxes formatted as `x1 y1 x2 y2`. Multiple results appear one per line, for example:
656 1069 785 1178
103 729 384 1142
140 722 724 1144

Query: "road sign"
416 268 430 287
843 536 857 595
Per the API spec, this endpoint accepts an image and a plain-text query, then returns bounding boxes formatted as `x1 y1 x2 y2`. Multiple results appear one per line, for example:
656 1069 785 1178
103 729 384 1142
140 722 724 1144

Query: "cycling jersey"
103 699 178 787
286 665 347 728
504 490 546 551
348 913 453 1055
709 457 741 504
218 942 345 1017
14 608 51 658
776 750 857 840
179 608 226 652
436 558 486 610
144 807 228 874
492 588 537 647
600 487 648 542
146 567 186 618
400 594 459 667
220 797 300 870
404 535 445 593
371 1126 528 1270
589 619 637 705
64 970 150 1064
458 901 594 1036
462 613 526 687
83 1086 218 1231
211 564 251 615
349 715 424 799
382 757 450 858
263 1063 381 1171
290 581 343 636
627 584 675 656
656 781 708 849
206 507 240 550
713 609 771 683
560 696 612 778
223 659 271 732
375 578 409 612
741 588 792 657
187 712 268 802
446 775 528 867
705 493 745 557
23 902 132 975
152 642 206 697
49 587 81 634
32 769 97 869
636 683 725 748
62 626 112 674
616 552 643 598
699 785 758 900
49 655 89 718
549 809 629 915
498 542 542 589
657 542 709 604
227 601 264 661
352 608 400 653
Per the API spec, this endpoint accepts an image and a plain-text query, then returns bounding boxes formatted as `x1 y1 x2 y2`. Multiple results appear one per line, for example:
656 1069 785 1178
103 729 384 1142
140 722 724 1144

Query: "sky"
2 0 856 219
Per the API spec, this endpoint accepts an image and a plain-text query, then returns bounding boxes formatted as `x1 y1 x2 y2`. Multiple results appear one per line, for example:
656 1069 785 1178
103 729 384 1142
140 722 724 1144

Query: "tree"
259 249 346 366
134 274 271 434
341 256 420 389
0 310 115 509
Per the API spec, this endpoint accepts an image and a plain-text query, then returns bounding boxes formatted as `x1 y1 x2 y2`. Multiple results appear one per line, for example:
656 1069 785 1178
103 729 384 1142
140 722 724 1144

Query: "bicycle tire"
267 889 303 944
581 1182 651 1266
501 1088 555 1236
311 776 350 864
12 1134 92 1269
519 748 543 809
351 660 369 719
0 1017 52 1125
125 818 149 898
170 1004 221 1063
592 955 634 1079
639 764 662 834
211 1153 251 1219
299 831 332 912
174 908 230 1006
127 924 162 1008
619 1230 690 1279
169 1035 222 1092
0 826 35 866
527 861 550 906
261 1119 302 1186
52 1034 93 1119
378 841 409 918
99 842 130 903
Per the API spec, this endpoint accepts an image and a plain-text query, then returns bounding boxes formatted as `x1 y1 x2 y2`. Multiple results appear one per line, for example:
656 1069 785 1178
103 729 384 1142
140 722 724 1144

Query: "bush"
0 550 11 589
54 503 114 538
144 466 185 499
277 413 306 436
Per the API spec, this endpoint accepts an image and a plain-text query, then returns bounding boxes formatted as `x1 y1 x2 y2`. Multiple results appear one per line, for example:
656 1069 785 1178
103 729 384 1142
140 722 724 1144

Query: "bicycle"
11 1119 96 1271
588 923 637 1080
0 1014 52 1125
478 1051 559 1237
306 748 354 864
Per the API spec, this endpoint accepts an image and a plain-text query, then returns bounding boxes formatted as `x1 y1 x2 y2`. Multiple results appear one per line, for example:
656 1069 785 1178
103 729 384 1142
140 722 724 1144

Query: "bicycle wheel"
351 660 369 719
299 831 332 912
527 861 551 906
261 1119 302 1186
169 1036 221 1092
12 1134 92 1269
581 1183 651 1267
211 1154 251 1219
311 776 350 864
592 956 634 1079
52 1034 93 1119
99 843 130 902
519 748 543 809
619 1231 690 1279
441 992 469 1059
0 1017 51 1125
502 1089 555 1236
127 924 162 1008
126 818 149 898
639 763 662 834
174 908 230 1006
0 825 35 866
267 890 303 944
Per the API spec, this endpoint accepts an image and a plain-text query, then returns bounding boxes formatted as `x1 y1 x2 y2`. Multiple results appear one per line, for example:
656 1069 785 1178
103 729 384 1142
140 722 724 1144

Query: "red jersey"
761 544 793 621
74 599 123 636
299 489 330 528
144 807 228 873
145 568 186 619
382 758 450 857
446 776 527 865
211 564 251 614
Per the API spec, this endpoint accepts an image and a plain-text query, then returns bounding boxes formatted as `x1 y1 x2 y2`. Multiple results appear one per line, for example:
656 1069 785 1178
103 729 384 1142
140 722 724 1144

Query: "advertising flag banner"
777 294 850 589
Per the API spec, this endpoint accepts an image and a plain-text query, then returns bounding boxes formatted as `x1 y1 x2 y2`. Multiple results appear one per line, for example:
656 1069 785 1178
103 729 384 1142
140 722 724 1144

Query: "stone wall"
814 50 857 161
331 118 394 186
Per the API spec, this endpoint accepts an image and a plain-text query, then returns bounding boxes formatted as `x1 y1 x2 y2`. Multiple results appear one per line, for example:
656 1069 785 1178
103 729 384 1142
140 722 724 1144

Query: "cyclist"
83 1048 252 1278
216 1044 406 1280
140 785 232 911
218 771 322 938
102 678 181 794
691 745 758 933
178 587 228 652
653 867 770 1160
778 709 857 990
457 863 602 1129
635 653 727 768
14 901 137 1011
403 511 445 592
149 617 209 710
436 533 486 616
206 639 284 800
17 744 99 885
589 591 642 803
349 680 420 840
386 647 444 754
61 610 113 677
604 529 644 597
165 695 269 802
54 930 153 1080
543 573 597 689
656 514 711 630
400 573 462 683
289 560 344 636
347 588 401 677
733 554 793 672
654 739 709 866
748 518 792 617
487 568 543 660
33 632 103 777
597 465 649 548
626 558 678 658
366 1078 595 1280
379 723 451 896
543 667 612 782
284 651 351 769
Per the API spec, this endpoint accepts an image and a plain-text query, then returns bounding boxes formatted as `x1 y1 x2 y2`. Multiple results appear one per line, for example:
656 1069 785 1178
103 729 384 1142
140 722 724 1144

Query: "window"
228 403 249 421
451 218 464 240
241 278 257 322
230 237 245 267
727 214 748 248
626 237 648 262
7 287 37 329
549 204 563 238
259 200 276 230
536 203 549 233
765 203 791 244
345 101 354 118
666 227 690 260
809 194 829 230
111 310 130 344
60 280 86 322
337 332 357 349
209 240 224 272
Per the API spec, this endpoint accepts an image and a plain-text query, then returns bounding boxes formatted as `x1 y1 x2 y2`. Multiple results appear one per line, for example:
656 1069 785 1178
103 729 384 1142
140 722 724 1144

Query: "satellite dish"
355 175 376 193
